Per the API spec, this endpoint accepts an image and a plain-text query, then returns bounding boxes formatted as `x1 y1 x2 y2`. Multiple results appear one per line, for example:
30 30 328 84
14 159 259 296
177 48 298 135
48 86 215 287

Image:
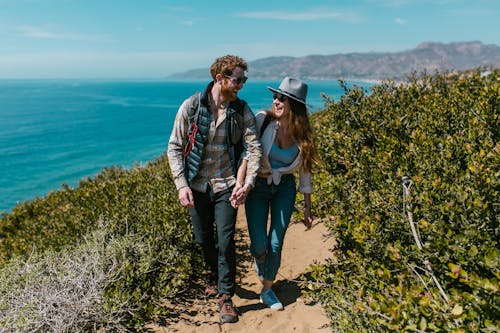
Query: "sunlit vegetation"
305 68 499 332
0 68 498 331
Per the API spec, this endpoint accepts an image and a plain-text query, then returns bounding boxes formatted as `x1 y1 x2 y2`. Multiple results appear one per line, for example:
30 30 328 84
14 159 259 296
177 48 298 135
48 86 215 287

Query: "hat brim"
267 86 313 108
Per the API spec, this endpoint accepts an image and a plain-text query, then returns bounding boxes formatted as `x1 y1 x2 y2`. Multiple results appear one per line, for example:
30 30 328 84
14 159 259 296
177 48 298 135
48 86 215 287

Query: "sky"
0 0 498 79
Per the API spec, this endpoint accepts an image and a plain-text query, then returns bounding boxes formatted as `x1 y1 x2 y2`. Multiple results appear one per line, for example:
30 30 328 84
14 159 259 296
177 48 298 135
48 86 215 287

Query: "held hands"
230 182 251 208
178 183 250 209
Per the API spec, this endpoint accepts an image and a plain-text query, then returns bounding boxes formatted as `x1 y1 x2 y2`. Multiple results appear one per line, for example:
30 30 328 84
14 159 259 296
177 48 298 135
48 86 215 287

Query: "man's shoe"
260 288 284 310
205 273 218 298
218 294 238 323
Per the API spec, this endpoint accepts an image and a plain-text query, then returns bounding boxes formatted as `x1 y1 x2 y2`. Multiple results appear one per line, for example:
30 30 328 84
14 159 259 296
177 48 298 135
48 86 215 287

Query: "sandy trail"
150 207 335 332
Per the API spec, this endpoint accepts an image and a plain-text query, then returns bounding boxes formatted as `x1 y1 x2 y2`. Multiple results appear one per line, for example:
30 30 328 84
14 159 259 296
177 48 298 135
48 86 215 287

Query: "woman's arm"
303 192 313 228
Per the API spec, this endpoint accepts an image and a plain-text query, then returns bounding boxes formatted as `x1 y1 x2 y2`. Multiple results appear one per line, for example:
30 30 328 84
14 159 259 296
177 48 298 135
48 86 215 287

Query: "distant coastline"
168 41 500 82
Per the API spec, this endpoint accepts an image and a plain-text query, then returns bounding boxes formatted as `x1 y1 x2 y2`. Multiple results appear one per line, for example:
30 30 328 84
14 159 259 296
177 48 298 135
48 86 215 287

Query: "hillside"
0 69 497 332
168 41 500 80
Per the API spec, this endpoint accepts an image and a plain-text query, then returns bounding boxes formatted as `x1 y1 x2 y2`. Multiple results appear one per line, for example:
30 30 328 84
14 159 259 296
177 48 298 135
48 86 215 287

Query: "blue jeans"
189 186 237 296
245 174 297 281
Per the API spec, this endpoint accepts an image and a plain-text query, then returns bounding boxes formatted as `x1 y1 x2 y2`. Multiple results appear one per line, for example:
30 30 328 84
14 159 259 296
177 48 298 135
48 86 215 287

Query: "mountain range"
169 41 500 81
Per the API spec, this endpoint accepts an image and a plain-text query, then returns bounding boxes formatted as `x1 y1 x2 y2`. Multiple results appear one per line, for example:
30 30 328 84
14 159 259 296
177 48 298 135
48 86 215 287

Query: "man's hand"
230 183 251 208
178 187 194 208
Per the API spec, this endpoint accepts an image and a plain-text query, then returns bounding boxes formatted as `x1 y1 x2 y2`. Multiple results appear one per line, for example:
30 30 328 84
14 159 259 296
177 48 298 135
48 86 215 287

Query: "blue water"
0 79 372 212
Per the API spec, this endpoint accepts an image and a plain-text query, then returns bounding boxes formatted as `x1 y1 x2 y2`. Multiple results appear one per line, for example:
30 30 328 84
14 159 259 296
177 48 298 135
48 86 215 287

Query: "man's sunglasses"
224 75 248 85
273 93 287 102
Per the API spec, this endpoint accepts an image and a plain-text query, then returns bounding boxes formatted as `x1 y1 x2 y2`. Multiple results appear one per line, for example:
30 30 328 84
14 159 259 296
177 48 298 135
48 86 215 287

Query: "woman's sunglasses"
273 93 287 102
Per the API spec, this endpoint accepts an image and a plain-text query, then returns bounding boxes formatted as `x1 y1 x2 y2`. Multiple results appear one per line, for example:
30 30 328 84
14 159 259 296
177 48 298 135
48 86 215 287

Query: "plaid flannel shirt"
167 94 261 194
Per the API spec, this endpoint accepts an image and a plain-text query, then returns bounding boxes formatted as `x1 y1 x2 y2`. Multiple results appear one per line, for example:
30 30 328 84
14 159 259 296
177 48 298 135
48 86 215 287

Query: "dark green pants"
189 186 237 296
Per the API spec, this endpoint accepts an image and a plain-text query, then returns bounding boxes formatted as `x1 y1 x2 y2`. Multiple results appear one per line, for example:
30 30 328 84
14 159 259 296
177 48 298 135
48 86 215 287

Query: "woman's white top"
255 111 312 194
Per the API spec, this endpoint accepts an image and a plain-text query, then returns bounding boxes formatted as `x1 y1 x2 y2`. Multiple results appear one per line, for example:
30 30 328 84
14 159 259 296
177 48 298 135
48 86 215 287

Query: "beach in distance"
0 79 373 213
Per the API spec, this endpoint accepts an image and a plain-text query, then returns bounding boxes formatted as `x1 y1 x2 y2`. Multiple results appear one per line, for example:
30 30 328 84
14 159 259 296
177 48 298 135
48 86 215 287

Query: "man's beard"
221 81 237 102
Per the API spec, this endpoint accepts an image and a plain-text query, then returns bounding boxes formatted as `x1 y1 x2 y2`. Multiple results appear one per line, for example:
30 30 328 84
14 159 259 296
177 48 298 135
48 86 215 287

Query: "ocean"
0 79 372 213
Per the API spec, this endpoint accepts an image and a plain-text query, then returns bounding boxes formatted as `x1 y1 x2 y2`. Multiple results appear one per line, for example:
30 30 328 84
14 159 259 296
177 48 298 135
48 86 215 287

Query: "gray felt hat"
267 77 310 107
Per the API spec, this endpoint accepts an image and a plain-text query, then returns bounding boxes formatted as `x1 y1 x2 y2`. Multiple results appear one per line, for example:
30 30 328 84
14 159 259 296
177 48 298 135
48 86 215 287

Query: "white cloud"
17 25 107 41
380 0 411 7
395 17 407 24
235 9 361 22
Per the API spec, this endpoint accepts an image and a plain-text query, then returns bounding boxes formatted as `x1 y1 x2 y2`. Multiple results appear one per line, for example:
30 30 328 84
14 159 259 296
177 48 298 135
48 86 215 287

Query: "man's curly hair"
210 55 248 79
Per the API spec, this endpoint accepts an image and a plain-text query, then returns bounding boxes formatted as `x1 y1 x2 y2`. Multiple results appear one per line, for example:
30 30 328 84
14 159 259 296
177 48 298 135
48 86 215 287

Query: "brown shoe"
218 294 238 323
205 282 218 298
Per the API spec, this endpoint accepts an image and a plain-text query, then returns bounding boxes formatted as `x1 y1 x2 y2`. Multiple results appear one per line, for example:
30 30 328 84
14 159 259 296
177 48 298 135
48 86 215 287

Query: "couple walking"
167 55 320 324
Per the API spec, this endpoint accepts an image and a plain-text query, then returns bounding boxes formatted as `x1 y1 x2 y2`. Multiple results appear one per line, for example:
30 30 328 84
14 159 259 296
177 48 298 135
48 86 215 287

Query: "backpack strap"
183 92 201 157
226 98 247 174
260 114 272 138
228 99 246 145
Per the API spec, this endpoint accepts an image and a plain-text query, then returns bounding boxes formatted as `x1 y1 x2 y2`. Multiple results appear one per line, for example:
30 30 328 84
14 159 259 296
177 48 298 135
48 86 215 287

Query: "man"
167 55 261 323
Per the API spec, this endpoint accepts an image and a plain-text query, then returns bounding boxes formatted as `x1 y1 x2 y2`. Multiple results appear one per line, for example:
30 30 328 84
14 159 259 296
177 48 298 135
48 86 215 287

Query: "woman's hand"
303 207 313 229
303 193 313 229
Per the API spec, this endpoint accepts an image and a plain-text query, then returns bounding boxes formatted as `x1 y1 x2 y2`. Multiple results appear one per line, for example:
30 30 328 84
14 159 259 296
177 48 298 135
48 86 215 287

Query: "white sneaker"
260 288 284 311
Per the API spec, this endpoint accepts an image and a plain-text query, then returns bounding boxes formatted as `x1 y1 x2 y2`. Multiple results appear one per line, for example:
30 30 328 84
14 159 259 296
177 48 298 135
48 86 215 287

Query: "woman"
245 77 320 310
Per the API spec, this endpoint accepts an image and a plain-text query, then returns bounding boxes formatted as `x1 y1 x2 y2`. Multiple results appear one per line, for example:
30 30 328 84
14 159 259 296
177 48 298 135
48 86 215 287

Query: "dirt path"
150 207 335 332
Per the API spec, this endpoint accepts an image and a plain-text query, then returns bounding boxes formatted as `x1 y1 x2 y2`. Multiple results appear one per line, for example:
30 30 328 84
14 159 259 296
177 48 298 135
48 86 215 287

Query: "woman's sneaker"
260 288 284 310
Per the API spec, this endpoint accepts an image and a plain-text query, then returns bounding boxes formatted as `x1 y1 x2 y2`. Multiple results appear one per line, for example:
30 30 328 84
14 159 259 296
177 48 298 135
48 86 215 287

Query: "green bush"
1 155 188 263
0 155 203 330
306 69 499 332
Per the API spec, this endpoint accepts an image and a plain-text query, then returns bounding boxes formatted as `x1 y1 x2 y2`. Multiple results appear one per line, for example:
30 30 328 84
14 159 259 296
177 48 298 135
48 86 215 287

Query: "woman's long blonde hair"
268 98 320 173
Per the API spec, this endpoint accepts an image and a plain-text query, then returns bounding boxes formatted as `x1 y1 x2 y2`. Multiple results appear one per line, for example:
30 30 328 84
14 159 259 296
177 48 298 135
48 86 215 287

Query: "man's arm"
241 104 262 187
230 159 249 208
167 97 195 207
229 105 262 208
